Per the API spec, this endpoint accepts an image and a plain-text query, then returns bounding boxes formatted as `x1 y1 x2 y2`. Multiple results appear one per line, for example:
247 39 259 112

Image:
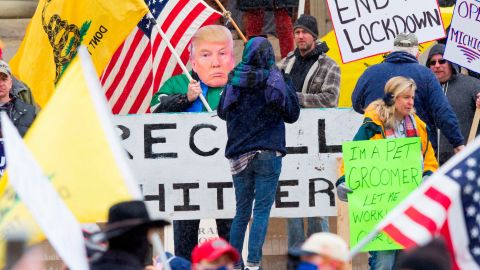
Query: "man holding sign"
337 76 438 270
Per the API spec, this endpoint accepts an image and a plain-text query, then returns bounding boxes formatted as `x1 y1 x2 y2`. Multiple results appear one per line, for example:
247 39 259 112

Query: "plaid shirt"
278 46 340 108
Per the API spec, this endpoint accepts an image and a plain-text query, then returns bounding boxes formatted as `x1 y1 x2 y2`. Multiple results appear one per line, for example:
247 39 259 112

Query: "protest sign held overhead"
326 0 446 63
342 137 422 251
444 0 480 73
323 7 454 107
8 0 149 108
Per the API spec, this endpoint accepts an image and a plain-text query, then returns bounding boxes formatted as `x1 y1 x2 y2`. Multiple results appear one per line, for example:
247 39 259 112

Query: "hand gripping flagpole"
148 15 213 113
212 0 248 43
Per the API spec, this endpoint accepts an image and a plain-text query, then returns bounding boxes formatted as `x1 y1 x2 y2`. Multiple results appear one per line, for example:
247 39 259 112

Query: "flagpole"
151 232 172 270
298 0 305 18
148 16 213 113
212 0 248 43
468 108 480 143
347 227 381 261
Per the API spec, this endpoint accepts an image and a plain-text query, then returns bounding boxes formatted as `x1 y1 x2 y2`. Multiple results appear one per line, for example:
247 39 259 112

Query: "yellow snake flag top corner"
9 0 149 108
0 47 142 250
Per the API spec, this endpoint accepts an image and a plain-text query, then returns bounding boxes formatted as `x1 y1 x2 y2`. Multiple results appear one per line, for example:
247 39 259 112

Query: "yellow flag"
324 7 454 107
9 0 149 108
0 47 142 246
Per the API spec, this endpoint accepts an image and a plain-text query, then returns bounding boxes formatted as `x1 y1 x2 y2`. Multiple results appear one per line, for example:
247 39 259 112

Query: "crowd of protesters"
3 1 479 269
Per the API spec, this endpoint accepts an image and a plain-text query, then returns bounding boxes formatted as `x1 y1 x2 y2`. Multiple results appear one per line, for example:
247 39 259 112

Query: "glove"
337 182 353 202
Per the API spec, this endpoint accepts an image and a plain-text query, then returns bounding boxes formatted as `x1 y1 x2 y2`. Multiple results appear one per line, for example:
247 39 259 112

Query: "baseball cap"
0 60 11 77
394 33 419 48
191 238 240 264
288 233 349 263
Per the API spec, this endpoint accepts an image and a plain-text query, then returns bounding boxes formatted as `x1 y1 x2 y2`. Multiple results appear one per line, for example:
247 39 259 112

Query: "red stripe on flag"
153 4 205 90
161 0 189 32
101 41 126 85
105 30 145 99
129 71 153 114
172 48 190 76
383 224 417 248
440 221 460 270
425 187 452 210
404 207 438 233
112 44 151 114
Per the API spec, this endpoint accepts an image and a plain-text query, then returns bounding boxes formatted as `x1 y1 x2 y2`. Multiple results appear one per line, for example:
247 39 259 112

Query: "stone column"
0 0 38 19
310 0 332 37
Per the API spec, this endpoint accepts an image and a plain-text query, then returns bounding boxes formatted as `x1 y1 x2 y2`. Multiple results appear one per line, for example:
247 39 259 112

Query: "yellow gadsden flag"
9 0 149 108
0 47 142 245
324 7 454 107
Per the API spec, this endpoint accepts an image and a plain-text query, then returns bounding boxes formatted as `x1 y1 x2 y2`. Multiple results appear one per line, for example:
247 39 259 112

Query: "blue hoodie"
217 37 300 158
351 51 464 150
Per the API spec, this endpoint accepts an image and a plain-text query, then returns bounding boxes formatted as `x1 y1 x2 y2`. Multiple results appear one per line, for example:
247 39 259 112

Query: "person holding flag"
150 25 236 261
336 76 438 270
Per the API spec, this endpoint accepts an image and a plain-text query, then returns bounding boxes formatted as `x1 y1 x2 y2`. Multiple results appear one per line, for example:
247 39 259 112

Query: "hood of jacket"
385 51 418 64
426 43 459 76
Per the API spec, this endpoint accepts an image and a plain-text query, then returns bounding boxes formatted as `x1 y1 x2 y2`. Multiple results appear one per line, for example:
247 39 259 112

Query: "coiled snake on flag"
42 0 81 83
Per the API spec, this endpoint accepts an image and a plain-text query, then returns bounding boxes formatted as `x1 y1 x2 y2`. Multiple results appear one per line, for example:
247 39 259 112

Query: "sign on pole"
444 0 480 73
342 137 422 251
326 0 445 63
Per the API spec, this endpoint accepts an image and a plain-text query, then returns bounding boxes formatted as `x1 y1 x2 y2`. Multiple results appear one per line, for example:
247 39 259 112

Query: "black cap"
293 15 319 39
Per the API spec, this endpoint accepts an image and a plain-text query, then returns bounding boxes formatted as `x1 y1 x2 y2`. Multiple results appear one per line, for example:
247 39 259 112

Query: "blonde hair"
189 25 233 59
370 76 416 129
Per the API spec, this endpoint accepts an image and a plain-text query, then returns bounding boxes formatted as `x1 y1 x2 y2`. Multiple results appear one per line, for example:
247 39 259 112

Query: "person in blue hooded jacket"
217 36 300 270
351 33 465 155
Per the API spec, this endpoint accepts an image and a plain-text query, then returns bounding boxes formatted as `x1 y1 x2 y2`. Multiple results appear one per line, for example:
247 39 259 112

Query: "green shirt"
150 73 223 112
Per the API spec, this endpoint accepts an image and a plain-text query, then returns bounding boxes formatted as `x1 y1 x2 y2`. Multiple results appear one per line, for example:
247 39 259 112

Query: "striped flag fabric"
101 0 222 115
375 137 480 270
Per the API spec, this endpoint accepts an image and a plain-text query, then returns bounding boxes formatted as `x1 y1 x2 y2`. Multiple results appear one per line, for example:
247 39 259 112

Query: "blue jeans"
229 151 282 266
287 217 329 247
368 250 399 270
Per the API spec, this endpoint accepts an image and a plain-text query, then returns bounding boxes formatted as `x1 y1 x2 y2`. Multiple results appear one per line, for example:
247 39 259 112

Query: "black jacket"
0 96 36 137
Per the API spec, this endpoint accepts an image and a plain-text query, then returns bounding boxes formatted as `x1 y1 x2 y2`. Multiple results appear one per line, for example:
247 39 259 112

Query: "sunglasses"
428 59 447 66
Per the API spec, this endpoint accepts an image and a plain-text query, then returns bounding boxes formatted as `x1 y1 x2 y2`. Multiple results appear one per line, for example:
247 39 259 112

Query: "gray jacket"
427 44 480 164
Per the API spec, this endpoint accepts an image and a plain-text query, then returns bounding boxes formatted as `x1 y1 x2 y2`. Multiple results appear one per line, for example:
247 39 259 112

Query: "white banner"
326 0 445 63
114 109 363 220
444 0 480 73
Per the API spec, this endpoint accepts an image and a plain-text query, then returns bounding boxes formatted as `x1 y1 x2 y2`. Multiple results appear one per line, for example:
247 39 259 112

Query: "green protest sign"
342 137 422 251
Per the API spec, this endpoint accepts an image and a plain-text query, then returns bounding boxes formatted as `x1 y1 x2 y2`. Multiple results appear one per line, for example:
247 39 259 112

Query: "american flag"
374 138 480 269
100 0 222 115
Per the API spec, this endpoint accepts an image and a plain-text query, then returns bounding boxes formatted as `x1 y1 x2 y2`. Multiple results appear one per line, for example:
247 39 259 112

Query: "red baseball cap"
191 238 240 264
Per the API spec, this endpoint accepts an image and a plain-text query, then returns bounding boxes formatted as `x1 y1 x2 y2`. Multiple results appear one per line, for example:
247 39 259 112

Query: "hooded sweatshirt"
426 44 480 164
